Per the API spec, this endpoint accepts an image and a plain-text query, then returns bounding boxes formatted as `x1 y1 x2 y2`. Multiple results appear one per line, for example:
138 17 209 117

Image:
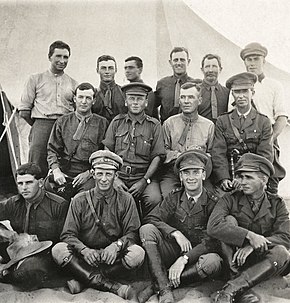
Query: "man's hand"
72 170 91 188
53 168 67 185
221 179 240 191
171 231 192 253
168 257 187 288
81 247 102 266
114 177 128 191
101 243 119 265
246 231 271 253
232 245 254 267
128 178 147 198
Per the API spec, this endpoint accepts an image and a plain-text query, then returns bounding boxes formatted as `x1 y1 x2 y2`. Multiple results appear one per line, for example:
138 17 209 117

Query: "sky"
185 0 290 73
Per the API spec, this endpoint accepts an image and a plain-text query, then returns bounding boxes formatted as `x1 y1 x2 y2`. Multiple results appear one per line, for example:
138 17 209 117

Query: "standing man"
47 82 108 201
239 42 288 193
208 153 290 303
92 55 126 122
211 72 273 192
199 54 229 123
19 41 78 177
153 47 194 123
139 150 222 303
103 82 165 219
161 81 214 198
0 163 69 290
52 150 144 301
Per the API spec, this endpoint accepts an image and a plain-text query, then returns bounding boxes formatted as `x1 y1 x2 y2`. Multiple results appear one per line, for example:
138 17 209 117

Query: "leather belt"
120 165 147 175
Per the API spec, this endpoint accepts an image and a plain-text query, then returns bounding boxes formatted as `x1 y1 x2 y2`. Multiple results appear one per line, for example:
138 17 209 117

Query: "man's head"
201 54 222 84
74 82 96 116
122 82 152 115
89 150 123 192
235 153 274 196
240 42 267 76
16 163 43 200
175 150 212 194
96 55 117 83
179 81 202 114
48 41 71 74
124 56 143 82
226 72 257 112
169 47 191 76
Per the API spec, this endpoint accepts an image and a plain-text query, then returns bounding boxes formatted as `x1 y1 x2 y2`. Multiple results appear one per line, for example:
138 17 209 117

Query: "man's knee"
225 215 238 226
267 245 290 271
196 253 223 278
122 244 145 269
139 223 160 244
51 242 71 266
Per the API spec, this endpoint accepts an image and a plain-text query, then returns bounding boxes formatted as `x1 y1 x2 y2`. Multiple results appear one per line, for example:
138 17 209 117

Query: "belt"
120 165 147 175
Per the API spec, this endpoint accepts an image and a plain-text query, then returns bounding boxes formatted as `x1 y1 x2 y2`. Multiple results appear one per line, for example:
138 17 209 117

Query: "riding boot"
142 243 174 303
220 242 239 279
213 259 277 303
64 255 138 301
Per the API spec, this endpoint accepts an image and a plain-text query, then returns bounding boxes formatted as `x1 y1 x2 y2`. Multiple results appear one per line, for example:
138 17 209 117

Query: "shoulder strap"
228 113 249 152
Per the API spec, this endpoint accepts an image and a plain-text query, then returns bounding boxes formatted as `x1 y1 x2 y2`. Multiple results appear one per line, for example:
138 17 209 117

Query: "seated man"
52 150 144 301
211 72 273 192
47 82 108 200
208 153 290 303
0 163 69 290
161 81 214 198
139 150 222 303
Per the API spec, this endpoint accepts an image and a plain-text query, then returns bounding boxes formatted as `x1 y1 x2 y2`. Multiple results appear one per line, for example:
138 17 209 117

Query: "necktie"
130 120 136 139
24 203 32 233
73 116 86 141
174 79 181 107
239 115 245 129
178 120 191 146
250 200 260 215
210 86 218 119
104 88 112 109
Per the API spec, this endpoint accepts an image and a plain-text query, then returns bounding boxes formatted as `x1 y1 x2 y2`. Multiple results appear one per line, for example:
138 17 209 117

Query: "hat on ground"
89 150 123 170
240 42 268 60
121 82 152 96
174 149 212 178
226 72 257 90
2 234 52 271
235 153 274 177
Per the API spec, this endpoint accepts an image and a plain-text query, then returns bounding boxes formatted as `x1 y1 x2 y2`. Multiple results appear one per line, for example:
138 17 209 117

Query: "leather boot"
180 264 200 285
138 283 155 303
101 259 135 280
143 243 174 303
220 242 239 279
64 255 138 301
213 259 277 303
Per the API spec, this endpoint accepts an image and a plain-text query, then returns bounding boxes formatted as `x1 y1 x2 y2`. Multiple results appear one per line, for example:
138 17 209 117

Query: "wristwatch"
181 255 189 264
114 240 123 252
143 176 151 184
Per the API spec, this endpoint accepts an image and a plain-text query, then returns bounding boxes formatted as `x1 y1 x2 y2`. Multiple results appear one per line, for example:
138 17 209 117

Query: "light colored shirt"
163 113 214 163
19 70 78 119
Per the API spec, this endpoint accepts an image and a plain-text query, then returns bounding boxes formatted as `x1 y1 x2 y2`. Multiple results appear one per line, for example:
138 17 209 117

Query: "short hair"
48 40 71 58
170 47 189 60
125 56 143 68
74 82 96 98
201 53 222 69
181 81 202 93
16 163 42 180
96 55 117 70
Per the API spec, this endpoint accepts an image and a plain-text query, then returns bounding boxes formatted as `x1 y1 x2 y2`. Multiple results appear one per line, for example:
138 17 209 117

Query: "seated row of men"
0 150 289 303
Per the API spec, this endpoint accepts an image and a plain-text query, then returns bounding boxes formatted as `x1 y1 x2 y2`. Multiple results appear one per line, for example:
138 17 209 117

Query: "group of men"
0 40 289 303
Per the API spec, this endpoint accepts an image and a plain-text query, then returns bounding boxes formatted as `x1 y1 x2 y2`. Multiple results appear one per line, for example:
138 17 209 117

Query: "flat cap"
235 153 274 177
174 149 212 178
89 150 123 170
226 72 257 90
121 82 152 96
240 42 268 60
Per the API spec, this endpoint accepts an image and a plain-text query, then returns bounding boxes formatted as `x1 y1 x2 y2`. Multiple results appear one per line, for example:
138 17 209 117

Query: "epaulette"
220 109 234 116
266 191 283 202
204 188 219 203
256 111 269 118
145 115 159 124
171 187 183 194
45 191 68 204
113 114 127 121
8 194 23 203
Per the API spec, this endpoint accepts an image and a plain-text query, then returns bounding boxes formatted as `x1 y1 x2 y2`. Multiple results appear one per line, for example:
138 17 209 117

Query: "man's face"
124 60 142 82
179 87 201 114
232 88 253 111
93 168 116 192
169 51 190 76
125 94 147 115
17 174 42 200
236 171 266 196
180 168 205 193
201 58 221 83
97 60 116 83
74 89 95 115
244 55 265 75
49 48 70 73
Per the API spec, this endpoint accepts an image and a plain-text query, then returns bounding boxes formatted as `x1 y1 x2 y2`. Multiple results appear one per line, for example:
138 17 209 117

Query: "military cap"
174 149 212 179
226 72 257 90
89 150 123 170
121 82 152 96
235 153 274 177
240 42 268 60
